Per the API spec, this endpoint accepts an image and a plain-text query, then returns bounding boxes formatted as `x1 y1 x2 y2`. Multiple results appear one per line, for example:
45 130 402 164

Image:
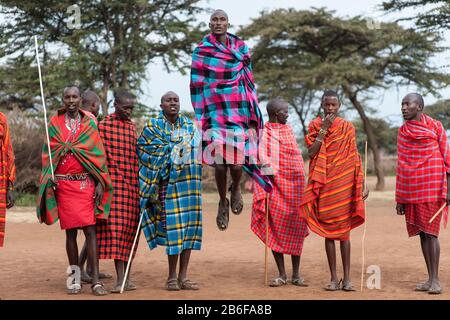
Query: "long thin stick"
361 141 368 292
429 203 447 224
34 36 54 181
120 212 144 294
264 193 269 286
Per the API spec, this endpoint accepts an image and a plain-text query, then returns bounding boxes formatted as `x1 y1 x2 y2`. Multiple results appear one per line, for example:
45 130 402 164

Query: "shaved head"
210 9 228 21
161 91 179 103
266 98 286 116
405 92 424 108
81 90 100 108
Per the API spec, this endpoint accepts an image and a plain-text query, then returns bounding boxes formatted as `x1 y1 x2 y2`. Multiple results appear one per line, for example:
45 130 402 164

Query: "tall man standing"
300 90 368 292
96 91 141 293
396 93 450 295
37 85 112 295
190 9 271 231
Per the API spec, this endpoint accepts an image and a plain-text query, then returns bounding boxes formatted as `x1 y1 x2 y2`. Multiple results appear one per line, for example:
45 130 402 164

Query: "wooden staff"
429 203 448 224
120 212 144 294
34 36 54 181
264 193 269 286
360 141 368 292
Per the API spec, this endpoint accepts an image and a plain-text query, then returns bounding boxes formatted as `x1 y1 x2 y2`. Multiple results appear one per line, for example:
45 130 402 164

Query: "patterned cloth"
96 113 141 261
0 112 16 247
54 114 96 230
37 109 113 226
405 202 444 237
396 114 450 203
137 112 202 255
300 117 365 240
190 32 272 192
396 113 450 236
252 123 309 255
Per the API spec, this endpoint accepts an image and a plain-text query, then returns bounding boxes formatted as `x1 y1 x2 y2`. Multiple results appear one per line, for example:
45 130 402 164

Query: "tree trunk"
343 87 385 190
100 69 109 116
291 101 308 138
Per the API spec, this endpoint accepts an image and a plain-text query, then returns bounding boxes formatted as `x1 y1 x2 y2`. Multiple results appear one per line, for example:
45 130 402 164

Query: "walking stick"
34 36 55 181
429 203 448 224
120 212 144 294
264 193 269 286
360 141 368 292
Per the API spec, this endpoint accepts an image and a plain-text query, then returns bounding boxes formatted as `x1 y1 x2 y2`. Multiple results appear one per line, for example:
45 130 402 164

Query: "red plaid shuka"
396 113 450 236
0 112 16 247
96 113 140 261
252 123 309 256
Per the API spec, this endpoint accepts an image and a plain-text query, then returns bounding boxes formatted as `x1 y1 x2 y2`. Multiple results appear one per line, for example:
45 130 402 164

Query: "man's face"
321 96 340 116
275 103 289 125
209 12 229 36
115 98 135 121
63 87 81 114
401 95 422 121
160 93 180 117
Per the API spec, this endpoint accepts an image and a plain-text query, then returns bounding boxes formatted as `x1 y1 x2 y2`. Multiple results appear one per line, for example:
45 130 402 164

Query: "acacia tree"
0 0 205 114
239 8 450 190
382 0 450 30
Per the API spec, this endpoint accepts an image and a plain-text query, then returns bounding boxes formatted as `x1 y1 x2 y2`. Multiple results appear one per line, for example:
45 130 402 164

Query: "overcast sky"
143 0 449 126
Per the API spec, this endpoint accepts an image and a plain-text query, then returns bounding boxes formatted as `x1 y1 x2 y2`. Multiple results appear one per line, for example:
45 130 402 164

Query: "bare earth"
1 177 450 300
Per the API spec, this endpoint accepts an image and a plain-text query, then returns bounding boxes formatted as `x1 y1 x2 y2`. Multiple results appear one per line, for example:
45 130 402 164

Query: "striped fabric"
0 112 16 247
96 113 141 262
300 117 365 240
252 123 309 256
396 113 450 203
37 109 113 226
190 32 272 193
137 112 202 255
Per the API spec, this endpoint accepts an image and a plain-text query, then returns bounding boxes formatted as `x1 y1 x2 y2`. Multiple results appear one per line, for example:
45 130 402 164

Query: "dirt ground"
1 177 450 300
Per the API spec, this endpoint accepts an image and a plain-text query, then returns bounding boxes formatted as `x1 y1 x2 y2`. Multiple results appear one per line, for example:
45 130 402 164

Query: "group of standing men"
0 9 448 297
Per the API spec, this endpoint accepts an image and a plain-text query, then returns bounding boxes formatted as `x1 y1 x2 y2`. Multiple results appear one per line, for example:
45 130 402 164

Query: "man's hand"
396 203 405 215
362 189 369 201
6 189 14 209
322 113 337 131
94 183 104 206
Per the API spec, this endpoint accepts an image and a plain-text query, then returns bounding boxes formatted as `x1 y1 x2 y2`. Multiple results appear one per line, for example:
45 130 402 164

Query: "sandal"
91 282 108 296
216 198 230 231
269 277 287 287
125 279 137 291
415 281 431 292
324 280 340 291
179 279 200 290
166 278 181 291
291 278 309 287
428 282 443 295
229 184 243 215
341 280 356 292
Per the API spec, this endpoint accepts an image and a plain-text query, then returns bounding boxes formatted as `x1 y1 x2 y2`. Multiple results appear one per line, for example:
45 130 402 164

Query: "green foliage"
354 118 398 155
424 99 450 129
0 0 206 114
382 0 450 30
238 8 449 133
15 193 37 207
